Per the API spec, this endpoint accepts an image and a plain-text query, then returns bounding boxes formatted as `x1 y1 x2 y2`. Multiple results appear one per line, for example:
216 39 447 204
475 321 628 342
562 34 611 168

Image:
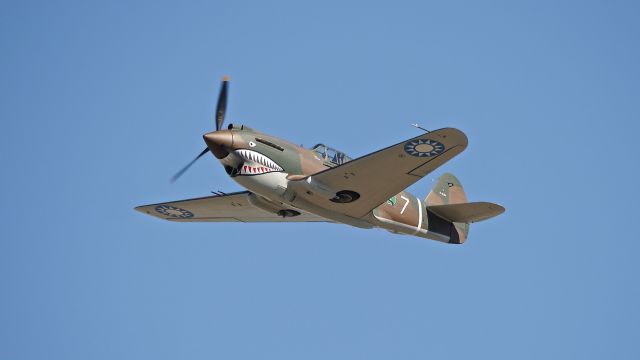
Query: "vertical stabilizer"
425 173 470 243
425 172 468 206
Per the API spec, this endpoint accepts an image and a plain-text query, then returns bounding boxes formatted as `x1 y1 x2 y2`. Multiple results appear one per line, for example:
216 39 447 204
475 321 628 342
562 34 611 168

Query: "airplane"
135 77 505 244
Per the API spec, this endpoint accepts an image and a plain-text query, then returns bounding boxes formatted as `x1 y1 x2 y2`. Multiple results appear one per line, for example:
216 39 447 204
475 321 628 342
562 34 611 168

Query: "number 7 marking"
400 195 410 214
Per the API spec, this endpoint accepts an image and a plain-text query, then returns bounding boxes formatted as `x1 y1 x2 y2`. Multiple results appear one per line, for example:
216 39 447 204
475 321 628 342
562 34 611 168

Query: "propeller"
216 76 229 131
170 147 210 183
170 76 230 183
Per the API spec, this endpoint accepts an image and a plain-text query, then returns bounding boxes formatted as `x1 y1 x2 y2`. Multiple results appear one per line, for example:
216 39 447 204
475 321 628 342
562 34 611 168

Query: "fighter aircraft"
135 77 505 244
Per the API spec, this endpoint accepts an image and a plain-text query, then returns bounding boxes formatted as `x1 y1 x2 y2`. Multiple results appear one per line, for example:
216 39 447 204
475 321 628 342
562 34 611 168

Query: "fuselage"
204 124 452 242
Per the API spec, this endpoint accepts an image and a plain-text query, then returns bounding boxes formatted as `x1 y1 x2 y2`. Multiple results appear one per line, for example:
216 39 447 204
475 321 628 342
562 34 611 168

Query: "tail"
425 173 505 244
426 173 468 206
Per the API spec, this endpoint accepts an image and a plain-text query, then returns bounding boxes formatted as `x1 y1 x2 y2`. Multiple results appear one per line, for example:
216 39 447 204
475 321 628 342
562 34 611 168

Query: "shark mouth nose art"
234 149 283 176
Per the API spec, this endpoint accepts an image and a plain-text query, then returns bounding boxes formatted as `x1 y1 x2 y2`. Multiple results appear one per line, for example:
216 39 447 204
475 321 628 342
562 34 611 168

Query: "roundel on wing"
155 205 194 218
404 139 445 157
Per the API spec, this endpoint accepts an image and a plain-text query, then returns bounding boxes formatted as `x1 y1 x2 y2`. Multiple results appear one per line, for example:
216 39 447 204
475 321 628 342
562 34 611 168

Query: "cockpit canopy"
311 143 352 165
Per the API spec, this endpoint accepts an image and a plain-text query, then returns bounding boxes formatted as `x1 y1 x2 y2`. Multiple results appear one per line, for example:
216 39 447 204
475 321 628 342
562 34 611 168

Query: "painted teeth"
234 149 283 175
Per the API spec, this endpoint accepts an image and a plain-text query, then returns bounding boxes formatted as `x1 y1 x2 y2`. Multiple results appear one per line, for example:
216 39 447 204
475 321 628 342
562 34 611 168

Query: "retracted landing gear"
277 209 301 218
330 190 360 204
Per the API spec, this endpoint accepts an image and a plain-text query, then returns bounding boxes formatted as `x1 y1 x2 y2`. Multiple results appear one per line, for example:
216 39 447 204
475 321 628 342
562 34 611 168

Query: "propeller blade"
215 76 229 131
170 147 210 183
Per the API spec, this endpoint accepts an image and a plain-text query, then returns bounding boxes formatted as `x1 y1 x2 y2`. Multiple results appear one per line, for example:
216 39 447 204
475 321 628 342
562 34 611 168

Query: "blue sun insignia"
155 205 194 218
403 139 445 157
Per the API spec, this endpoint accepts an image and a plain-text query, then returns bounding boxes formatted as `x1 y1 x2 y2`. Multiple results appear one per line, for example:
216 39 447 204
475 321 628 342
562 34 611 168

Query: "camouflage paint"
203 125 482 244
139 78 503 243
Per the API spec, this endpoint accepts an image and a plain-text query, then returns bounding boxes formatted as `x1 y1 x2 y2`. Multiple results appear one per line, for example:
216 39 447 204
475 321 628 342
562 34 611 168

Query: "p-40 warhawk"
136 77 505 244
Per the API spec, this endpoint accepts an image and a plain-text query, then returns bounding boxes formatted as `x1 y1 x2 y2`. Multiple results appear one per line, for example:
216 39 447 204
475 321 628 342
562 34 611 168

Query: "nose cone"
203 130 234 159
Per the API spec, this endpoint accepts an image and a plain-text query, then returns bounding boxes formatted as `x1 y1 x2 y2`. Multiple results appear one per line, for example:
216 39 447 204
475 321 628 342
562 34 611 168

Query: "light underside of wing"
291 128 468 218
135 191 327 222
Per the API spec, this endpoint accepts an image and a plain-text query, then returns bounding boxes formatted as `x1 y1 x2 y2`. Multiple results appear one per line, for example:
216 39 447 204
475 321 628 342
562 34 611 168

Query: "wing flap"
427 202 505 223
135 191 327 222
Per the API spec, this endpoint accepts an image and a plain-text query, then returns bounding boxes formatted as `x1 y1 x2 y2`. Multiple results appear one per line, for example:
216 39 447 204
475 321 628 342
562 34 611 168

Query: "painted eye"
249 141 256 147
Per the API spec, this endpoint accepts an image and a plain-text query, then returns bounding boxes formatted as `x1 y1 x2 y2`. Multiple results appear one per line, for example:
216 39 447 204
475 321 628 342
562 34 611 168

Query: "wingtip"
134 205 160 218
134 205 151 214
431 127 469 149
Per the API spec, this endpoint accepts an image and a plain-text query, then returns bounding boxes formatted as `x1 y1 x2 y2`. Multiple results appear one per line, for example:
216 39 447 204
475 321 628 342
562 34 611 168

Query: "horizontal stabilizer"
427 202 505 223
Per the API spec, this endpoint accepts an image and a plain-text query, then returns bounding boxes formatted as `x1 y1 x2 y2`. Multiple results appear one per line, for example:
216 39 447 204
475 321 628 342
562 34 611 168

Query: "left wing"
289 128 468 218
135 191 327 222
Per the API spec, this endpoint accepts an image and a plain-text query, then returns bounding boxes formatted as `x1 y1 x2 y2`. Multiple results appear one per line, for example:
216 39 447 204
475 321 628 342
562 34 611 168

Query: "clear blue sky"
1 0 639 359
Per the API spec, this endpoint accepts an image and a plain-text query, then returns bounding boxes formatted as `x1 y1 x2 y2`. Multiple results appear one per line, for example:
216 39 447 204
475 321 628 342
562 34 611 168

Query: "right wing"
135 191 327 222
289 128 468 218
